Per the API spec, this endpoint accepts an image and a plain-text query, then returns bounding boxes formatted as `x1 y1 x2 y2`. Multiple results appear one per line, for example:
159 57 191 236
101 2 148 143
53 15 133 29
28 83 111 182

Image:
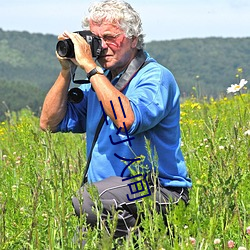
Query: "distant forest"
0 28 249 121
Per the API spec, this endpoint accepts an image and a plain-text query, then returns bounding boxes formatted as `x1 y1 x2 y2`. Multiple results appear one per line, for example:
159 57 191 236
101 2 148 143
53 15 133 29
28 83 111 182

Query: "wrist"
87 66 104 80
60 68 71 80
83 63 97 74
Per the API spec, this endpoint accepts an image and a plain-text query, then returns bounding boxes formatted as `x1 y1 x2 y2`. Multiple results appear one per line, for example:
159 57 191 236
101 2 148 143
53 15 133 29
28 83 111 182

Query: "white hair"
82 0 145 49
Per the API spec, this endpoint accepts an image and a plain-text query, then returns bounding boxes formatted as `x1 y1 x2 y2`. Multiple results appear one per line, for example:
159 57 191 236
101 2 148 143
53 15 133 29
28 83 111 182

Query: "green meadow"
0 90 249 249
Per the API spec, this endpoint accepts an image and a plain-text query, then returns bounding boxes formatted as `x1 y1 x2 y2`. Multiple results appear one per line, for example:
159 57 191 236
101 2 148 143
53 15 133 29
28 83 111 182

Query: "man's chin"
98 58 113 69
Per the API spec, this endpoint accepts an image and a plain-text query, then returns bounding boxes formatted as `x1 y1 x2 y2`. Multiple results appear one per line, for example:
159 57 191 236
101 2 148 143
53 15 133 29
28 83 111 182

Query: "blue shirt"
58 52 192 188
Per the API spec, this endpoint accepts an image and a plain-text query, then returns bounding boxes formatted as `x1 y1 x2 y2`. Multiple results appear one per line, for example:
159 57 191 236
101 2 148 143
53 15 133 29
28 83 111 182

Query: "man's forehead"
90 20 122 33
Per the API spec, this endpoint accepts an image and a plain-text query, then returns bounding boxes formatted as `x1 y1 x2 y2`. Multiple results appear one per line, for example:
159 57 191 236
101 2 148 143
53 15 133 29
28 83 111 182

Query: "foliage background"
0 92 249 249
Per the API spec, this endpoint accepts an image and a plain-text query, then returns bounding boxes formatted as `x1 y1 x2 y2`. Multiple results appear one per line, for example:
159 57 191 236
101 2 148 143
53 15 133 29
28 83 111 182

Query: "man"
40 0 192 242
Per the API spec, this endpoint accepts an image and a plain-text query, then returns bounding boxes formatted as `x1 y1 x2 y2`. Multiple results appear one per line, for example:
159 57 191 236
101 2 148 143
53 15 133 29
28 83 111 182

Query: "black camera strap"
81 50 150 186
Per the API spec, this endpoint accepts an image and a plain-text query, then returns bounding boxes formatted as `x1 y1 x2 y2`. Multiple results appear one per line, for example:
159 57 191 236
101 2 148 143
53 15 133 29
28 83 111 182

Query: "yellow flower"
191 103 201 109
237 67 243 73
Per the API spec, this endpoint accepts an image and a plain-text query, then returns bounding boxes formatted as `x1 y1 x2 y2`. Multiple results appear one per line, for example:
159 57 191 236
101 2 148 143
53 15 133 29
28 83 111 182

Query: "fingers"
58 31 88 46
65 31 88 45
63 31 77 40
58 31 70 41
58 31 77 41
62 30 71 38
55 50 79 65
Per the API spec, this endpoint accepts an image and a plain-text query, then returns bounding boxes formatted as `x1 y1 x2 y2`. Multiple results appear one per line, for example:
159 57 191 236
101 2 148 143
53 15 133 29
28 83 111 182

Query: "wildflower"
218 145 224 150
227 79 248 93
196 180 202 185
189 237 196 246
244 130 250 136
238 247 246 250
237 67 243 73
191 103 201 109
20 207 25 214
214 238 221 244
228 240 235 248
42 213 48 221
246 226 250 235
12 185 18 192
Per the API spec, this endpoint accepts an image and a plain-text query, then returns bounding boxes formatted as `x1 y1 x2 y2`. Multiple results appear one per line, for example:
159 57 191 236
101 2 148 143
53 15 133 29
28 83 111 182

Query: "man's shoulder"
140 57 175 81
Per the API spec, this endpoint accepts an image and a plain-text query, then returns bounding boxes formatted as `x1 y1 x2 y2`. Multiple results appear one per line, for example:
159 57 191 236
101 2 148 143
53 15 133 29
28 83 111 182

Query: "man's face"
89 20 138 73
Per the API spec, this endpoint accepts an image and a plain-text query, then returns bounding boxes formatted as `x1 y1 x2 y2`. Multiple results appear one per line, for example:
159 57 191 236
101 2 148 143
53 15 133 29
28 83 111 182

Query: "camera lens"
68 88 84 103
56 39 74 58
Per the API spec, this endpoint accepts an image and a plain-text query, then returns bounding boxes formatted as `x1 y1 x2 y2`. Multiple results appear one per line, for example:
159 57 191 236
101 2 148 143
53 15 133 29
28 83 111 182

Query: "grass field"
0 90 249 249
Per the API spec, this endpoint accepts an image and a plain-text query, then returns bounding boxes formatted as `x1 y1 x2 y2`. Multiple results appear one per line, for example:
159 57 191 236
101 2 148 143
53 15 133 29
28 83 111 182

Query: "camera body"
56 30 102 58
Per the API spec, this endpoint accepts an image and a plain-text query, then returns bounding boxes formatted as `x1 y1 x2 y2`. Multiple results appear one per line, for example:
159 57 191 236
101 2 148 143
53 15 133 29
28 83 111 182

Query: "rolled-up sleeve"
57 87 89 133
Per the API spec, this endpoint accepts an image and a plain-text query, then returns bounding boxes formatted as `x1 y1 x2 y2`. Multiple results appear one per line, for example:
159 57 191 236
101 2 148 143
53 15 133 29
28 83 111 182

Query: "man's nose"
101 38 108 49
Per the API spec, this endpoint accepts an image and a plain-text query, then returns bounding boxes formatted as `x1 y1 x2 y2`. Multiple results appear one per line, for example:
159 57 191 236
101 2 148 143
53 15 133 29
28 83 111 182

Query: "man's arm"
64 31 135 131
40 64 71 132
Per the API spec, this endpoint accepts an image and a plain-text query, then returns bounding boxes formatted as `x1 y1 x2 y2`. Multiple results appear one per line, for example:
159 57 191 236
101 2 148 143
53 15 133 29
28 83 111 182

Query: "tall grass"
0 93 249 249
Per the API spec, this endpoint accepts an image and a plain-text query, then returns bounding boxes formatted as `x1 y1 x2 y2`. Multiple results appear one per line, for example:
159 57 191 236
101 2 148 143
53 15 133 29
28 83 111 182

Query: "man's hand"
56 33 79 71
62 31 96 73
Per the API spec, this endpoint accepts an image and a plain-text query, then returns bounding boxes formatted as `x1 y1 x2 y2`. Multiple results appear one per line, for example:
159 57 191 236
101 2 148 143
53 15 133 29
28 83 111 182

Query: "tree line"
0 28 249 120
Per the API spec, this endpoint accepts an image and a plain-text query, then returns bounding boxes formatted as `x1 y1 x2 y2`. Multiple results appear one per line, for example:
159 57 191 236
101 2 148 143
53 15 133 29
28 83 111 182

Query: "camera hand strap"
81 50 149 186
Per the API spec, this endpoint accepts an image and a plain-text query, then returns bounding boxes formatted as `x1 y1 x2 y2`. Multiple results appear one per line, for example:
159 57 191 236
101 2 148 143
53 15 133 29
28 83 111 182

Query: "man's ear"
131 36 139 48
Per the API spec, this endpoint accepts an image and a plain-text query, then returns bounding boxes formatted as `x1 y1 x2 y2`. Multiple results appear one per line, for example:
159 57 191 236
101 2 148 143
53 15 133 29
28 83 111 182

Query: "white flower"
12 185 18 192
20 207 25 214
214 238 221 244
227 79 248 93
238 247 246 250
244 130 250 136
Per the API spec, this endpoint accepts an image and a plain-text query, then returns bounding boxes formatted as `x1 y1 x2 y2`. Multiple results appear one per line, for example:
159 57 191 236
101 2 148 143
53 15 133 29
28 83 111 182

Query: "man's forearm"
40 70 71 132
90 73 135 131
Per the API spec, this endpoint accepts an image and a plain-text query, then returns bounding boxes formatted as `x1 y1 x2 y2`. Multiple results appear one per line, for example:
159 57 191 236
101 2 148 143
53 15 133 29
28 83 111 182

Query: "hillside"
0 29 60 87
0 28 249 120
146 37 250 97
0 29 60 120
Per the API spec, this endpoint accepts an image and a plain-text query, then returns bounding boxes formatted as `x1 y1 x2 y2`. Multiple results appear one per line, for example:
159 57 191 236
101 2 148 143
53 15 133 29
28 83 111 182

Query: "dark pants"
72 176 189 239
